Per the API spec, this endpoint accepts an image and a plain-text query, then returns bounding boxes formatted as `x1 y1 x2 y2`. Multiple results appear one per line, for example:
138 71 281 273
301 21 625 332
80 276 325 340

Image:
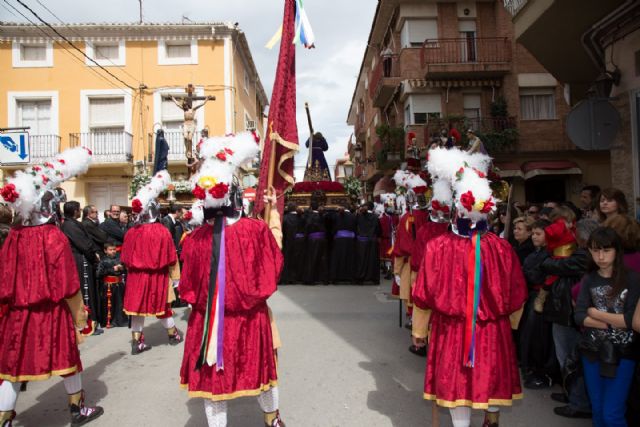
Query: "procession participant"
379 193 398 279
121 170 183 355
0 147 104 426
392 171 430 327
408 179 451 356
302 199 329 285
96 242 128 328
413 148 527 427
328 205 357 283
100 204 126 247
178 133 285 427
354 201 381 284
61 200 103 334
281 202 305 284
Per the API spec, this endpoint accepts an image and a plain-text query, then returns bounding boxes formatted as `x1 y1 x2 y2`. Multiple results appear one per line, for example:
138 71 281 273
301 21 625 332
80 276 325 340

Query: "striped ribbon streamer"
463 232 483 368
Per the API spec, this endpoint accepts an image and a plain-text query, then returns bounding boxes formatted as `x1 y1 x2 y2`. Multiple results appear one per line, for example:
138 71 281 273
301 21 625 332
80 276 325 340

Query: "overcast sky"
0 0 377 181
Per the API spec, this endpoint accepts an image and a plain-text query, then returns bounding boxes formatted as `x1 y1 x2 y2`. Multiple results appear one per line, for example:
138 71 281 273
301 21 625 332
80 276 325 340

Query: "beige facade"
0 22 267 216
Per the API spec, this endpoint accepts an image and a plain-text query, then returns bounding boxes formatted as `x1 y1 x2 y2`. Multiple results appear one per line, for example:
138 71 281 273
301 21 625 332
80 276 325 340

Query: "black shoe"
70 403 104 426
404 320 413 330
551 392 569 404
408 345 427 357
91 328 104 336
524 374 552 389
553 406 592 419
168 328 183 346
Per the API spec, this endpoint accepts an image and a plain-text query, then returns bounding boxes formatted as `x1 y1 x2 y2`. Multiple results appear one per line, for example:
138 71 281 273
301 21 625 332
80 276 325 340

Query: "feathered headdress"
0 146 92 222
131 170 171 216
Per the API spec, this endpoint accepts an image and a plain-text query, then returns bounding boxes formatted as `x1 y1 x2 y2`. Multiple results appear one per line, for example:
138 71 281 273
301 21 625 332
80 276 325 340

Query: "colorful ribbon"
266 0 315 49
463 232 483 368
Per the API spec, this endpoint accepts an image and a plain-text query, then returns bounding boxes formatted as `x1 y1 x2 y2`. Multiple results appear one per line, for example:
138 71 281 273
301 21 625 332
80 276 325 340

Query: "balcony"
148 130 186 163
30 134 61 163
423 116 519 153
421 37 512 79
69 131 133 164
369 57 402 108
503 0 528 17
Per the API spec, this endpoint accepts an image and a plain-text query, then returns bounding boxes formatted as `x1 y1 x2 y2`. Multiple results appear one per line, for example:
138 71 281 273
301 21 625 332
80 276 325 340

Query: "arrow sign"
0 131 30 165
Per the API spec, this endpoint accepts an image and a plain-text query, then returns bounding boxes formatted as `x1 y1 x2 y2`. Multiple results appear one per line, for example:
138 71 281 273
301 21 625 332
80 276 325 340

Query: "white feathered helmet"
0 146 92 225
130 170 171 223
188 132 260 225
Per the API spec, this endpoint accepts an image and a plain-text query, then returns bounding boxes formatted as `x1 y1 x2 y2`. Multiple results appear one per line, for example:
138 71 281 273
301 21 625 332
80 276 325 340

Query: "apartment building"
505 0 640 215
347 0 610 204
0 22 267 214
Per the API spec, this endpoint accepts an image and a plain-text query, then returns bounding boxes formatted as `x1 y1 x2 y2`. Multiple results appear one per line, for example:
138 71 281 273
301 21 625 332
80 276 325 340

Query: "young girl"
575 227 640 427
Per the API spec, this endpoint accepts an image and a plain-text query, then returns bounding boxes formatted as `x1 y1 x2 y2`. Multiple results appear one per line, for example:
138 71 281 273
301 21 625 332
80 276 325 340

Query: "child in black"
96 243 128 327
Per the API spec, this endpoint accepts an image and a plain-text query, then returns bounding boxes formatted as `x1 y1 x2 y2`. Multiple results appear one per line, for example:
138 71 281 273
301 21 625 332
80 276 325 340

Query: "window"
12 41 53 67
161 95 184 130
17 100 51 135
520 88 556 120
459 20 477 62
158 40 198 65
463 94 481 120
245 112 256 131
401 19 438 48
244 70 251 95
88 97 125 131
86 40 125 66
405 94 441 125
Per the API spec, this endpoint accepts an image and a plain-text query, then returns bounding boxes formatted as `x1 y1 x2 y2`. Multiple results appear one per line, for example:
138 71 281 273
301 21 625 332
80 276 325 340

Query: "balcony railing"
149 131 187 162
421 37 511 67
503 0 528 17
368 56 400 101
69 131 133 163
29 134 61 163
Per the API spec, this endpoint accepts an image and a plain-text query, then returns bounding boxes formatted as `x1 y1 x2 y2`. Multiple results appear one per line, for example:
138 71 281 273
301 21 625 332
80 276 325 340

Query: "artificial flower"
209 182 229 199
192 185 206 200
198 176 217 190
460 191 475 212
131 198 143 213
0 183 19 203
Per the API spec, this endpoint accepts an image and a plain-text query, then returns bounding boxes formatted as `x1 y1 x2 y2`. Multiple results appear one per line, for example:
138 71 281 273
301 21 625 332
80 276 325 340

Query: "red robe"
412 232 527 408
121 222 177 316
410 221 449 272
392 209 429 257
179 218 283 400
0 225 83 381
378 213 398 260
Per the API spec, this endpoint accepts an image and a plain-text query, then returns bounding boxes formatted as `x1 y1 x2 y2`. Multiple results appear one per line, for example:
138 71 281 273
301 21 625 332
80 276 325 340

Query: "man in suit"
100 204 126 247
82 205 108 254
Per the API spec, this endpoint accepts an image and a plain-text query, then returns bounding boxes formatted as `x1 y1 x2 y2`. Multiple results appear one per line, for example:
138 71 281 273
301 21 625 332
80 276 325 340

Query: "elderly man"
100 204 126 247
82 205 108 253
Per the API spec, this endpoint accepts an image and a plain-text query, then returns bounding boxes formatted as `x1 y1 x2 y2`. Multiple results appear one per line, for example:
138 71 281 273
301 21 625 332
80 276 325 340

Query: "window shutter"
166 43 191 59
20 44 46 61
94 43 119 60
89 97 125 129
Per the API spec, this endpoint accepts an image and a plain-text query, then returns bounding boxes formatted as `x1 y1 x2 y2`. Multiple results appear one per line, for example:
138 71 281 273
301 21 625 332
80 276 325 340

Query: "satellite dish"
566 98 620 150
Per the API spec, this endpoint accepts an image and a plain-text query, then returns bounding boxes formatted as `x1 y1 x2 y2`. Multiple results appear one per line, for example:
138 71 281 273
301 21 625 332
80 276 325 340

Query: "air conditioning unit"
245 120 256 130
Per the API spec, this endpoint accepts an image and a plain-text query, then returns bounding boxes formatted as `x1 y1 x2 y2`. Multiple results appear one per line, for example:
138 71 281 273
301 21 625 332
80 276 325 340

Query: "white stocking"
0 381 20 411
159 316 175 329
130 316 145 333
63 373 82 395
257 387 279 413
204 399 227 427
449 406 472 427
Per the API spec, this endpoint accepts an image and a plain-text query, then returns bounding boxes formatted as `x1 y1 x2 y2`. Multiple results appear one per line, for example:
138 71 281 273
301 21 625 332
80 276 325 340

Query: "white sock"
204 399 227 427
63 373 83 395
159 316 175 329
449 406 472 427
130 316 145 333
0 381 20 411
257 387 279 413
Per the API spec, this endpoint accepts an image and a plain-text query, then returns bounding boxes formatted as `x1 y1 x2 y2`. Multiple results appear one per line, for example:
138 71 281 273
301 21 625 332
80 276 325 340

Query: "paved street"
13 282 591 426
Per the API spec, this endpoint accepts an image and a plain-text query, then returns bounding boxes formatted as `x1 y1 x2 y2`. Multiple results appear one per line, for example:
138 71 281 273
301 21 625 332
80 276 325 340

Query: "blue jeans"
582 356 636 427
553 324 591 412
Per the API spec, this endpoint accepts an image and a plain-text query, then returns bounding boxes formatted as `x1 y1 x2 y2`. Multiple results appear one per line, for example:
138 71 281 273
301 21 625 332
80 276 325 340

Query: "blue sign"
0 132 30 165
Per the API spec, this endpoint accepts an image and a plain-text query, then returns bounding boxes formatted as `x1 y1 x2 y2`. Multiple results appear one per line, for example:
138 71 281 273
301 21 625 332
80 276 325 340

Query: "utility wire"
3 0 130 96
12 0 138 91
33 0 142 84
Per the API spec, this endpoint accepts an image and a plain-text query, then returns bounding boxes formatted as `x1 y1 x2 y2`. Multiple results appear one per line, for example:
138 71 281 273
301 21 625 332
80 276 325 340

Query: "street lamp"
343 159 354 179
354 143 363 162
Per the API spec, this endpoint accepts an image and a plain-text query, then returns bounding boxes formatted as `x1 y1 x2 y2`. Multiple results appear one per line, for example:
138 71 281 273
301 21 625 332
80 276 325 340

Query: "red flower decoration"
57 159 66 165
209 182 229 199
192 185 206 200
413 186 427 194
431 200 450 213
292 181 345 193
32 166 42 172
43 162 54 168
216 151 227 161
251 130 260 143
224 148 234 155
0 183 19 203
41 175 49 185
183 211 193 221
480 198 495 214
131 198 143 214
475 168 486 178
460 191 475 212
83 147 93 156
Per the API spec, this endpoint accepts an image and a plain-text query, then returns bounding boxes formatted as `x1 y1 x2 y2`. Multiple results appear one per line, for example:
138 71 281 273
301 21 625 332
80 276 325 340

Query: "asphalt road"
12 282 592 426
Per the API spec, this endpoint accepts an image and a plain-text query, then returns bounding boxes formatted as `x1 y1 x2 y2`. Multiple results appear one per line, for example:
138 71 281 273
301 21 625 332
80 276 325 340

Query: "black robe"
96 254 128 327
354 211 381 284
82 217 108 254
100 217 125 246
329 210 357 283
302 210 328 284
61 217 102 323
281 212 305 284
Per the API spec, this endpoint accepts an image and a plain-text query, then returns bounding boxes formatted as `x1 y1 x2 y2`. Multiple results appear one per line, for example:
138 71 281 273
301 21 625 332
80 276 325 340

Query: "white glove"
394 275 401 284
172 280 180 288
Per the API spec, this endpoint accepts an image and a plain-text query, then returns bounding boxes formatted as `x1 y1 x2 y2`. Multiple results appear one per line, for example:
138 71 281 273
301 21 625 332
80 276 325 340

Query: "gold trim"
423 393 524 409
553 243 577 257
180 380 278 401
269 130 298 188
0 365 79 382
124 310 166 317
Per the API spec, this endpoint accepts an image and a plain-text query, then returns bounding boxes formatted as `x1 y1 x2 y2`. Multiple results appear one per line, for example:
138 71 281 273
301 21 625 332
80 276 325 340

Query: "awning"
373 175 396 197
522 160 582 180
408 78 502 89
494 162 524 178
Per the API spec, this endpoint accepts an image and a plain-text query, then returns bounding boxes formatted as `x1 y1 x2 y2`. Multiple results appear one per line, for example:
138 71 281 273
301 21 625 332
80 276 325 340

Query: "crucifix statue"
167 84 215 168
